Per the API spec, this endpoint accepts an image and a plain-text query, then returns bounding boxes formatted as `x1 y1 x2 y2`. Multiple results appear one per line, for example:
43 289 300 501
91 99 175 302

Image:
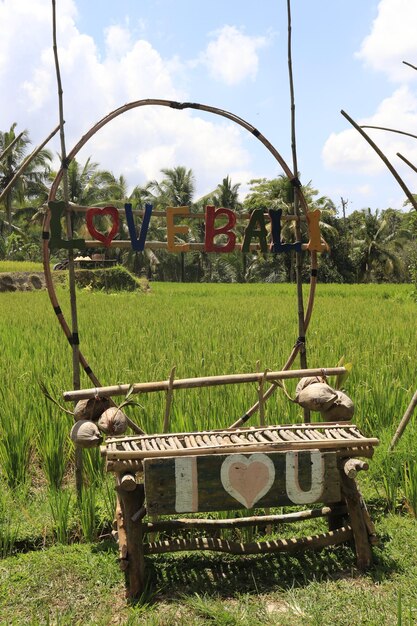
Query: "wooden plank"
144 450 341 515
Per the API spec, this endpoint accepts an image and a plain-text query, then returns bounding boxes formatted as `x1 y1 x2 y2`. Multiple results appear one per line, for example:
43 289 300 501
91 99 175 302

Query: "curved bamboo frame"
42 99 318 407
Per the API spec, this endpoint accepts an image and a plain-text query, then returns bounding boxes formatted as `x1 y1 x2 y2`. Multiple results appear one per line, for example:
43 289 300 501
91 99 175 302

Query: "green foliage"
73 265 148 291
49 489 73 544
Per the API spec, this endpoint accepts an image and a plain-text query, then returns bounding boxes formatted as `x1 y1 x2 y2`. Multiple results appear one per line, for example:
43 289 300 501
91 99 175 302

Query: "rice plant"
49 489 73 544
36 404 71 490
78 486 97 542
0 484 19 557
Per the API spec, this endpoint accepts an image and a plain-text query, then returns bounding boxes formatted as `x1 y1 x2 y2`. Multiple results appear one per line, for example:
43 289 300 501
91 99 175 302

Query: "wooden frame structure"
64 367 378 599
42 99 379 600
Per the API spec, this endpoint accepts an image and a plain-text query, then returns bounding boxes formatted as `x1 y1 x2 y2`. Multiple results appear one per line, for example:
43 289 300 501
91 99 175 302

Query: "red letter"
204 205 236 253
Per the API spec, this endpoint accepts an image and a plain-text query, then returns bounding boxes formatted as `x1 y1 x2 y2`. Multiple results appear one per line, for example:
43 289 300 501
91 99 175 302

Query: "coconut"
73 396 111 422
321 390 354 421
295 382 338 412
97 407 128 436
70 420 103 447
295 376 325 396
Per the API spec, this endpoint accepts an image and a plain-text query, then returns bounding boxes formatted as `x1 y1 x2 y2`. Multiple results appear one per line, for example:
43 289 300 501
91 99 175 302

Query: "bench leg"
341 474 373 570
118 484 146 600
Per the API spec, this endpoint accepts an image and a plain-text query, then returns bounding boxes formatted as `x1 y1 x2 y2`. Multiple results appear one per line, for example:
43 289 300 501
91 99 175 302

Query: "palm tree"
146 166 195 208
0 123 52 234
143 166 196 281
351 208 410 282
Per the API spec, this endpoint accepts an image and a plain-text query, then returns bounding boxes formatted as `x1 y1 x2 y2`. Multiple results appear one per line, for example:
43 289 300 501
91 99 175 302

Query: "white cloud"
323 86 417 175
200 25 268 86
0 0 264 197
357 0 417 82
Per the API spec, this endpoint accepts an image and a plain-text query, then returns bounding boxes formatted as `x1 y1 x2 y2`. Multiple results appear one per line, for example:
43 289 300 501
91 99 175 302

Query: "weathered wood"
63 367 347 401
115 492 128 571
143 504 348 532
118 484 146 599
119 473 137 492
340 473 373 569
106 436 379 462
342 458 369 479
105 445 376 473
144 450 341 515
144 526 353 555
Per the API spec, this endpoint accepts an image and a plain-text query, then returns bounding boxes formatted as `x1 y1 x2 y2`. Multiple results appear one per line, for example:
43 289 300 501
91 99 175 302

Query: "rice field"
0 279 417 622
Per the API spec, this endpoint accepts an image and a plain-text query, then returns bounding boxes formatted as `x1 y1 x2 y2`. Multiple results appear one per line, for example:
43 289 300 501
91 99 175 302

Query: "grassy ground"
0 279 416 624
0 511 416 625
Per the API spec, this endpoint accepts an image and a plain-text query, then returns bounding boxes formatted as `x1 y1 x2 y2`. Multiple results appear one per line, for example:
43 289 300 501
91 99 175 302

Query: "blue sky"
1 0 417 214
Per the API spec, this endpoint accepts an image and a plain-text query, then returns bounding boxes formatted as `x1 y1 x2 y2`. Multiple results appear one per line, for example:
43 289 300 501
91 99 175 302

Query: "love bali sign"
47 200 327 254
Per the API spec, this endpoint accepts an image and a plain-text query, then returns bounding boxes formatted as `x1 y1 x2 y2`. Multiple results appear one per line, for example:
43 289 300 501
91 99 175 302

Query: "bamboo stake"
51 0 83 497
257 364 268 427
287 0 309 424
341 109 417 212
163 366 176 433
397 152 417 176
389 389 417 450
0 125 59 205
63 366 346 401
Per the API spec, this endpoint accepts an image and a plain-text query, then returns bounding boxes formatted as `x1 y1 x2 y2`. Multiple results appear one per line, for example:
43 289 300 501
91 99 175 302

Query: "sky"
2 0 417 215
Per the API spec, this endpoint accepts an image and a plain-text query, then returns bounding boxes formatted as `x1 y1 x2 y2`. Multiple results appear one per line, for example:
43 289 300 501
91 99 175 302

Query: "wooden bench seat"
100 422 379 599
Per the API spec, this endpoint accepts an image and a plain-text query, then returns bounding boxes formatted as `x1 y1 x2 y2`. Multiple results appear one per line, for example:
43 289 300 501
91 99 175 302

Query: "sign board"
144 450 341 515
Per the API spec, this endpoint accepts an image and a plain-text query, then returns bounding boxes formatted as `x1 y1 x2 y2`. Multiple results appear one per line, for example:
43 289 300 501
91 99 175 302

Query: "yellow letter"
166 206 190 252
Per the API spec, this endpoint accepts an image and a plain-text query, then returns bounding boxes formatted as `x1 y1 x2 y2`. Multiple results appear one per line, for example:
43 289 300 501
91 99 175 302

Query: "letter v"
124 202 152 252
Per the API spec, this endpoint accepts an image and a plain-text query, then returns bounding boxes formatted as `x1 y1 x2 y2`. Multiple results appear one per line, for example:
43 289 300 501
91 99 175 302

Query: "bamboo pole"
63 366 346 401
163 366 176 433
0 125 59 205
51 0 83 497
341 110 417 212
389 389 417 450
287 0 309 424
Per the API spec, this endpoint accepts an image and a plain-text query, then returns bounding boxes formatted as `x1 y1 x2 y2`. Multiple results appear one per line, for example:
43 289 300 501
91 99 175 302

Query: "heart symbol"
86 206 119 247
220 453 275 509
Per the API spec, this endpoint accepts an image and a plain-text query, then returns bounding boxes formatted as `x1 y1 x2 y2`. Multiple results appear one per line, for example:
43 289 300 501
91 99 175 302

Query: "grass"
0 260 44 272
0 281 416 623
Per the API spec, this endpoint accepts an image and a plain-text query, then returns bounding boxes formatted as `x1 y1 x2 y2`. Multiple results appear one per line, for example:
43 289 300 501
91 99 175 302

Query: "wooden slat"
144 526 353 555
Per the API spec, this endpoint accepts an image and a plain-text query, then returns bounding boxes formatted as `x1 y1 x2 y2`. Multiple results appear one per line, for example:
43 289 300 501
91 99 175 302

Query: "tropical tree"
350 208 411 282
0 123 52 235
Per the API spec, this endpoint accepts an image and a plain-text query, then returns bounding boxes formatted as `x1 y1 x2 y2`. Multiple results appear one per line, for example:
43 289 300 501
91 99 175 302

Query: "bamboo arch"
42 98 318 427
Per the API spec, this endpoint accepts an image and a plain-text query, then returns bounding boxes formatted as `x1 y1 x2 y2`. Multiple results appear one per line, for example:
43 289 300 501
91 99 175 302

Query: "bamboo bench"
64 368 379 599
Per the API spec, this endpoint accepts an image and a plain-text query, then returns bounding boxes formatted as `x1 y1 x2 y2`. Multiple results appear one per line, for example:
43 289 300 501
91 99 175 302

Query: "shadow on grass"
146 542 399 601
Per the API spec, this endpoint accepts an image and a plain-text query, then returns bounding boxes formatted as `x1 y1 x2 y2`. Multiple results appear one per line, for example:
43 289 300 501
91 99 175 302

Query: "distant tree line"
1 124 416 286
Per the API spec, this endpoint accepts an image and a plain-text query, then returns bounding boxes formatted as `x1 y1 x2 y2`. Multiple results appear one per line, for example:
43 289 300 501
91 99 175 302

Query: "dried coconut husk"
98 407 128 436
321 390 354 421
70 420 103 448
295 376 326 395
295 382 338 412
73 396 111 422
